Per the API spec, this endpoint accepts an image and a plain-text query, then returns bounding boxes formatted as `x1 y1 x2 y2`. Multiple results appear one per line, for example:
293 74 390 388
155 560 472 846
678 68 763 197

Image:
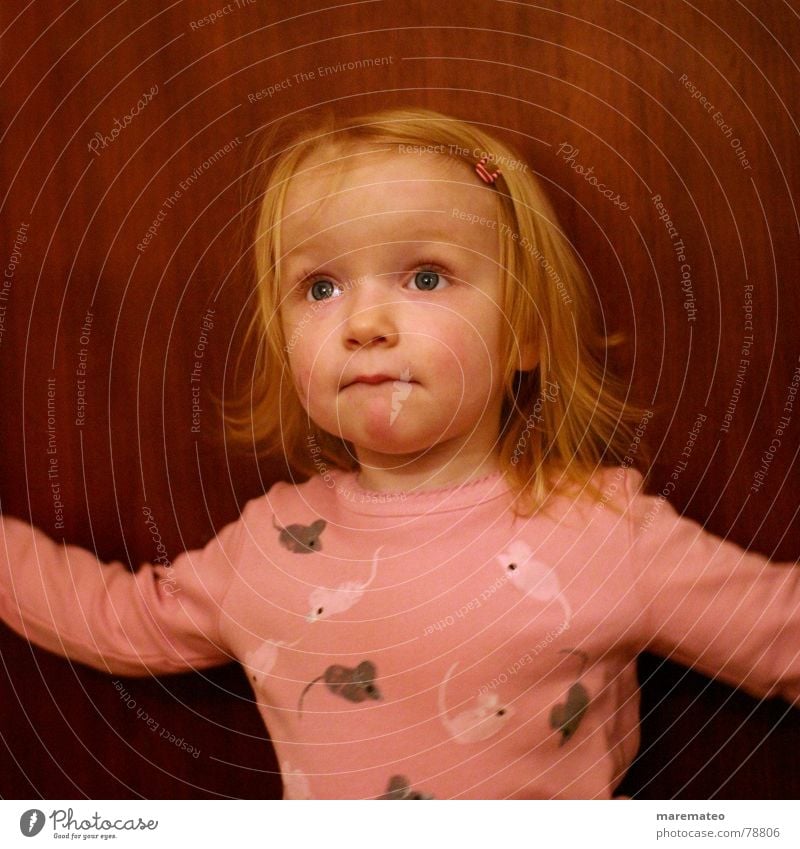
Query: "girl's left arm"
623 469 800 703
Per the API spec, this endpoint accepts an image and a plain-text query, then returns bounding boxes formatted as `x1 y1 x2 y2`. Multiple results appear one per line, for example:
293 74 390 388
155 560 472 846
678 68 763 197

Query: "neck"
353 446 502 493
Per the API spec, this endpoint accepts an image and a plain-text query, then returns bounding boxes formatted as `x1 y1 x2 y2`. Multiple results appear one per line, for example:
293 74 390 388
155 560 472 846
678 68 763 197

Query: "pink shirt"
1 466 798 799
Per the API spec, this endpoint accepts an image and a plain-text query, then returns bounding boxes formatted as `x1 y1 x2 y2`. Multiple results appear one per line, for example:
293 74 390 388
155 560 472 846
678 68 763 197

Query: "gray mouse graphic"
549 648 590 746
298 660 381 715
379 775 434 800
272 515 326 554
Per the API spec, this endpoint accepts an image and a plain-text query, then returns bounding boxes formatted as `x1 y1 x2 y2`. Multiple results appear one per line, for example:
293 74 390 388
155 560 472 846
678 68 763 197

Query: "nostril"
345 334 390 350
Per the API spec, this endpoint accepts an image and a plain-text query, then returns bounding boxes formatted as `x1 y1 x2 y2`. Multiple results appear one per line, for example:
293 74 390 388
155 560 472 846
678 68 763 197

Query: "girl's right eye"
306 278 341 302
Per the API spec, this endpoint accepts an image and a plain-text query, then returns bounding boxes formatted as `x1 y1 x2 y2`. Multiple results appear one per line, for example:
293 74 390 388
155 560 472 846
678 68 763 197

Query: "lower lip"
345 380 393 389
344 379 414 389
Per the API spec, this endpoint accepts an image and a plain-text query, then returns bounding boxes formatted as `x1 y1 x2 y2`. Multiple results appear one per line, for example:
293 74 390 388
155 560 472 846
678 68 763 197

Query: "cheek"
434 319 499 383
283 316 323 391
283 343 312 400
287 339 339 412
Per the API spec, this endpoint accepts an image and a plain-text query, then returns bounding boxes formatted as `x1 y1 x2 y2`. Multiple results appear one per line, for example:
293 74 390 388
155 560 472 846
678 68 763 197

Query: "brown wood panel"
1 0 798 799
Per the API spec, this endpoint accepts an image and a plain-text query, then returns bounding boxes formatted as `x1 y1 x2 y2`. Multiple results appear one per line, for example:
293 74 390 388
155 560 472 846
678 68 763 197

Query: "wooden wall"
1 0 798 799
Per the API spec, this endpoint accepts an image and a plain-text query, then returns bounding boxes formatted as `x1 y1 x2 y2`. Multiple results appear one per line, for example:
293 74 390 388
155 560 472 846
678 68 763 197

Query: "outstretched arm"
623 470 800 704
0 508 247 677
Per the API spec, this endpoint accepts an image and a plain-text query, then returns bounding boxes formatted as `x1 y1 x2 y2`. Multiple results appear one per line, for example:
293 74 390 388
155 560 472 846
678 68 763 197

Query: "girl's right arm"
0 507 248 677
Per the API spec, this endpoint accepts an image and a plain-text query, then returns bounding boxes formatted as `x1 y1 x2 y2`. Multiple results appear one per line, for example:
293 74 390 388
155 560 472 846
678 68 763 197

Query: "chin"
345 420 442 456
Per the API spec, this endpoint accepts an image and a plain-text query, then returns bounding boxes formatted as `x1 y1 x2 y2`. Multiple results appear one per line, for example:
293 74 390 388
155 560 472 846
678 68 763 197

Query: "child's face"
278 147 521 478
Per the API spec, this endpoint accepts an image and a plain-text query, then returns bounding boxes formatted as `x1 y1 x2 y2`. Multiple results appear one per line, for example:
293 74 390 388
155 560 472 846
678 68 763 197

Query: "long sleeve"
624 470 800 702
0 508 247 677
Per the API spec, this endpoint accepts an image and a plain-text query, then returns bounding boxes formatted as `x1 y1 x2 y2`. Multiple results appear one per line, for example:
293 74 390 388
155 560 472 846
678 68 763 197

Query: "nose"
342 277 398 349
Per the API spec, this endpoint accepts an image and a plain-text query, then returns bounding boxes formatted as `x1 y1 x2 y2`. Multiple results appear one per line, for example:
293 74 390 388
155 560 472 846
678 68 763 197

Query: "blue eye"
412 270 444 291
307 279 338 302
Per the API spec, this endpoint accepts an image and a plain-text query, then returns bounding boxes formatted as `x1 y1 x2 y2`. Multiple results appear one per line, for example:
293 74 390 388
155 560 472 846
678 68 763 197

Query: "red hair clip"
475 156 501 185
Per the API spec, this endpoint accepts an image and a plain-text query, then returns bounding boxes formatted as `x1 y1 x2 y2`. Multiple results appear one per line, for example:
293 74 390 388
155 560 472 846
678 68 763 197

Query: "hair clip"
475 156 501 185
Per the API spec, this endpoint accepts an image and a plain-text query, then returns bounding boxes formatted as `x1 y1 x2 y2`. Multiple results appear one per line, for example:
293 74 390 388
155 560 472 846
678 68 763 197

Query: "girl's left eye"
409 269 448 291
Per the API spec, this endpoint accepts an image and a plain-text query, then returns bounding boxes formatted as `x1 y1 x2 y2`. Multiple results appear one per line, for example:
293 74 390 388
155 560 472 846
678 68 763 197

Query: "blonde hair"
222 107 648 515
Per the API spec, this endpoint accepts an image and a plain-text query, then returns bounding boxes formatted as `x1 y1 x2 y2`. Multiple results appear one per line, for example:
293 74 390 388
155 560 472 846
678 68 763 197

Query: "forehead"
280 147 502 261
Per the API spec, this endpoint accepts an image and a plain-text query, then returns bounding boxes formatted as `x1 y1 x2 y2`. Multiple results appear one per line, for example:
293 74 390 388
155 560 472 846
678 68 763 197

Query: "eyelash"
295 261 451 303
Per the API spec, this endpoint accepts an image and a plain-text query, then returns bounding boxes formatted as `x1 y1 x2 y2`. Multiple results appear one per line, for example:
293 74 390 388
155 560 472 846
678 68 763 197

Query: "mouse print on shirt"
273 515 327 554
298 660 382 715
379 774 435 799
282 761 314 799
243 637 303 691
307 546 384 622
549 649 591 746
497 539 573 626
437 661 515 743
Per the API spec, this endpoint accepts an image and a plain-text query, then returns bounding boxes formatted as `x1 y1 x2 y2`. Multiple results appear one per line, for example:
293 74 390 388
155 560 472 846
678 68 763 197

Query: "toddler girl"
1 108 798 800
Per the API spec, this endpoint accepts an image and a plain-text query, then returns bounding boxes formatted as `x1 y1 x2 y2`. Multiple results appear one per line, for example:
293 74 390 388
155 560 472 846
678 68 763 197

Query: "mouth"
341 374 416 390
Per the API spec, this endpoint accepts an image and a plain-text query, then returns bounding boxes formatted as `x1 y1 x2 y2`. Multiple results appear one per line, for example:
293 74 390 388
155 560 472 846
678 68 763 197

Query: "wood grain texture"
1 0 798 799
